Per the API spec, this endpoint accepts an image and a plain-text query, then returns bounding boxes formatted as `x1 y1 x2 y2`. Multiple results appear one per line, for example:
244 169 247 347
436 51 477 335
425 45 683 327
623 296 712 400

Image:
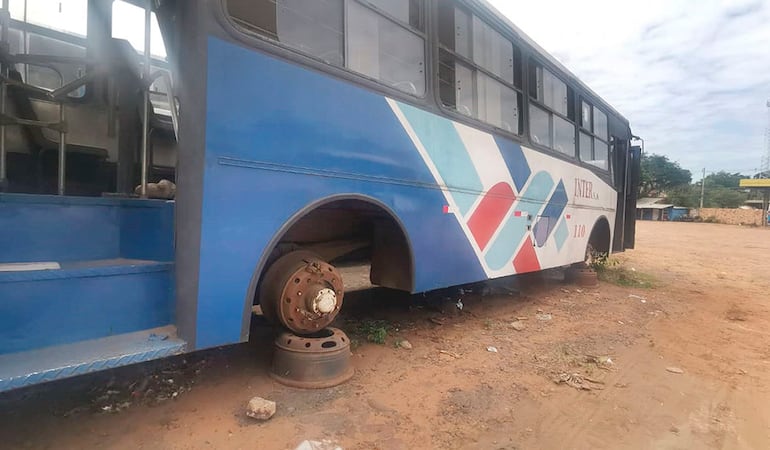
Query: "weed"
588 252 616 273
350 319 390 345
598 265 655 288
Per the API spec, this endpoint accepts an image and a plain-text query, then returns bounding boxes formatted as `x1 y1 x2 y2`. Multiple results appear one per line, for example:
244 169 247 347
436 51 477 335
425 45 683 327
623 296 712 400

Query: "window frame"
526 57 576 157
223 0 429 99
435 0 524 136
578 96 611 172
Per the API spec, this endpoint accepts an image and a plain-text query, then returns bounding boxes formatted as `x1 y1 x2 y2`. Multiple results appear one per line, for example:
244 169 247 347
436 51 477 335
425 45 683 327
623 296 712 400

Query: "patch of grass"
349 319 391 345
588 252 616 273
598 264 656 288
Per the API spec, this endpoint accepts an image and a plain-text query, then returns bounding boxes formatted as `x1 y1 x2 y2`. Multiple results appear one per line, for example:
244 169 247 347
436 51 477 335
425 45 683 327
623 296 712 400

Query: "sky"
487 0 770 179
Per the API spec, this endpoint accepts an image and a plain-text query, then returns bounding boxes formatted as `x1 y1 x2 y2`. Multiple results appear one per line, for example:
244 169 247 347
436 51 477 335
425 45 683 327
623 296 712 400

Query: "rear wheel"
259 250 345 334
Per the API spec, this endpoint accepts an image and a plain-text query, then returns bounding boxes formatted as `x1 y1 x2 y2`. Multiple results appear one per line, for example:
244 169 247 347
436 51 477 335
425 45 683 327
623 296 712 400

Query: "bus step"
0 258 175 355
0 325 186 393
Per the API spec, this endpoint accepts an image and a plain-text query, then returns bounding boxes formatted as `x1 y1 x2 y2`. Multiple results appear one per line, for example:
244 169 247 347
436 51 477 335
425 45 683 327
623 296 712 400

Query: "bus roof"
471 0 630 126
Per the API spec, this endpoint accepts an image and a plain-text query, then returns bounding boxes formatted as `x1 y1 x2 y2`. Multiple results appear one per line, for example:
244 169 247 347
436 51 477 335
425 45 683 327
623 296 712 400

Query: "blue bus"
0 0 640 392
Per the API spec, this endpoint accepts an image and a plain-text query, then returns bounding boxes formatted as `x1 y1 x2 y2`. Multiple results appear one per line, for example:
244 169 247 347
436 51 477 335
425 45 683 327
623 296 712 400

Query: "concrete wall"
696 208 765 226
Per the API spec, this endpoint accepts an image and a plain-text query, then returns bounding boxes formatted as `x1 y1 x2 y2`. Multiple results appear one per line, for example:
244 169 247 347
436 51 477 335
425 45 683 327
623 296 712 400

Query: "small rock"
510 321 527 331
536 313 553 321
666 367 684 374
487 346 498 353
246 396 276 420
670 425 680 434
397 339 413 350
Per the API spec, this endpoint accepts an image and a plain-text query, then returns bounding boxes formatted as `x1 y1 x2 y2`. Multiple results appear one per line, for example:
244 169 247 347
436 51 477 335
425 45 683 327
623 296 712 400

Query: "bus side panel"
197 37 618 350
197 37 486 349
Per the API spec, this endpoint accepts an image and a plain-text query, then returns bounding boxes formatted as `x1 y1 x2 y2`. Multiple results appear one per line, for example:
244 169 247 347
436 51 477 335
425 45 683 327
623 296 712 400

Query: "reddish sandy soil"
2 221 770 449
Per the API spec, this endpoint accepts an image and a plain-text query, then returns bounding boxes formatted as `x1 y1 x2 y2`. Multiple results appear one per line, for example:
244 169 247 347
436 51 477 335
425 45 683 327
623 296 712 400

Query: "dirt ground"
2 221 770 450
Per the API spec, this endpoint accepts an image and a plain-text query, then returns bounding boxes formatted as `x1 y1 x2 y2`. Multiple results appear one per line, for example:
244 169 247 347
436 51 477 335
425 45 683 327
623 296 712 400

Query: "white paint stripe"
386 99 491 275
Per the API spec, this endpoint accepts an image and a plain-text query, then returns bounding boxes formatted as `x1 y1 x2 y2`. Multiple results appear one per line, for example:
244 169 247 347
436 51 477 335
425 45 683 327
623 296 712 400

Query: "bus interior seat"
6 69 108 160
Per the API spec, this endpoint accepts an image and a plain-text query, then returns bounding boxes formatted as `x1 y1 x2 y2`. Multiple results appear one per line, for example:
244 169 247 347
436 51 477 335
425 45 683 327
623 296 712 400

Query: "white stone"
246 396 276 420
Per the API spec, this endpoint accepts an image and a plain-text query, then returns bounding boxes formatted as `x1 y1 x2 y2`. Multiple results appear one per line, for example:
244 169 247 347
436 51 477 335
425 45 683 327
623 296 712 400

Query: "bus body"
0 0 640 392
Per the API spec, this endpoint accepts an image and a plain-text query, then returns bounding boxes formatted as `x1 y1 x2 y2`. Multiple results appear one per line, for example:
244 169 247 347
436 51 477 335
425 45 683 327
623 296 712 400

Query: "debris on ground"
295 440 343 450
428 317 446 326
397 339 413 350
666 367 684 374
586 355 614 369
246 396 276 421
535 312 553 321
439 350 461 359
510 321 527 331
553 373 605 390
486 346 499 353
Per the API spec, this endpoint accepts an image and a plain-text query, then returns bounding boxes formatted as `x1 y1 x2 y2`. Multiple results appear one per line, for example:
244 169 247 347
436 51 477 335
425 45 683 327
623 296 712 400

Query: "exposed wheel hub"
260 251 344 335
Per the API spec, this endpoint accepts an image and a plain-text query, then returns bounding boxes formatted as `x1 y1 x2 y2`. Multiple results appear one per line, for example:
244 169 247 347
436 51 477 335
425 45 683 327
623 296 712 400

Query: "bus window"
9 0 87 37
438 1 522 134
594 108 609 141
26 33 86 95
112 0 168 60
529 104 551 147
227 0 344 67
347 0 425 96
7 1 87 95
578 101 610 170
580 131 593 162
528 60 575 156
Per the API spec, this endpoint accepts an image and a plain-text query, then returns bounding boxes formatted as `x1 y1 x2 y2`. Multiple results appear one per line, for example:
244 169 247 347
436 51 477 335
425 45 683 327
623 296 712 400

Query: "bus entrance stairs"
0 193 185 392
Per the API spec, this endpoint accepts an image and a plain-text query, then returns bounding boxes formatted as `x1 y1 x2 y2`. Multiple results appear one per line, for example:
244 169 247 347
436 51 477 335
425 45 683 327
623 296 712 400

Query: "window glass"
454 62 474 117
27 33 86 95
477 72 519 133
471 15 513 84
112 0 168 59
594 107 608 141
543 69 567 115
553 115 575 156
364 0 422 30
452 7 472 58
529 104 551 147
591 139 609 169
581 101 592 130
10 0 87 37
347 1 425 95
579 131 593 162
227 0 343 66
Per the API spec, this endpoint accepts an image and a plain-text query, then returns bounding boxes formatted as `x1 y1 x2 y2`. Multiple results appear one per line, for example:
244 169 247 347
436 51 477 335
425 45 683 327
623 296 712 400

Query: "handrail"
147 69 179 141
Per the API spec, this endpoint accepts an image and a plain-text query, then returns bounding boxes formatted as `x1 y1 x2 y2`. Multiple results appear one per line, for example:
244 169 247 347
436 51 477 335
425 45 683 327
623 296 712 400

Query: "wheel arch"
588 215 613 255
239 193 416 340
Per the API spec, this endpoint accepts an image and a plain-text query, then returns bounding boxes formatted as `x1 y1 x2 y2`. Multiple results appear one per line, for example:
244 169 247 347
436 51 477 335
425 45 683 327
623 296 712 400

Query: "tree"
702 171 744 189
665 185 698 208
640 154 692 197
695 171 750 208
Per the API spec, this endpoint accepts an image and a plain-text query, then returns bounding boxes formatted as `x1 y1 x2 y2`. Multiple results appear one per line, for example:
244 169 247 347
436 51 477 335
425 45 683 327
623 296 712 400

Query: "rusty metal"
565 266 598 286
259 250 345 334
270 327 354 389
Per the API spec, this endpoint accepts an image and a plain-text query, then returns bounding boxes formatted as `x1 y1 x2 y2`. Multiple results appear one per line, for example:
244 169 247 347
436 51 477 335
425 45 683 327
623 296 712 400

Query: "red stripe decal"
467 182 515 251
514 211 522 217
566 214 572 219
443 205 450 214
513 237 541 274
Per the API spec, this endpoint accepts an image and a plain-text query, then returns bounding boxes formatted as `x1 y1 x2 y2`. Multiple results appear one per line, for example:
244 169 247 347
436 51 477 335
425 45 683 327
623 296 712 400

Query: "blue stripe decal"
554 218 569 251
484 172 555 270
485 216 529 270
523 171 556 203
495 136 531 193
534 180 568 247
397 102 483 215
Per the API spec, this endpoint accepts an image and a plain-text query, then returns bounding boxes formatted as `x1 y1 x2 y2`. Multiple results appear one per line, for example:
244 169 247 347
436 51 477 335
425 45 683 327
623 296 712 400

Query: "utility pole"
699 168 705 209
